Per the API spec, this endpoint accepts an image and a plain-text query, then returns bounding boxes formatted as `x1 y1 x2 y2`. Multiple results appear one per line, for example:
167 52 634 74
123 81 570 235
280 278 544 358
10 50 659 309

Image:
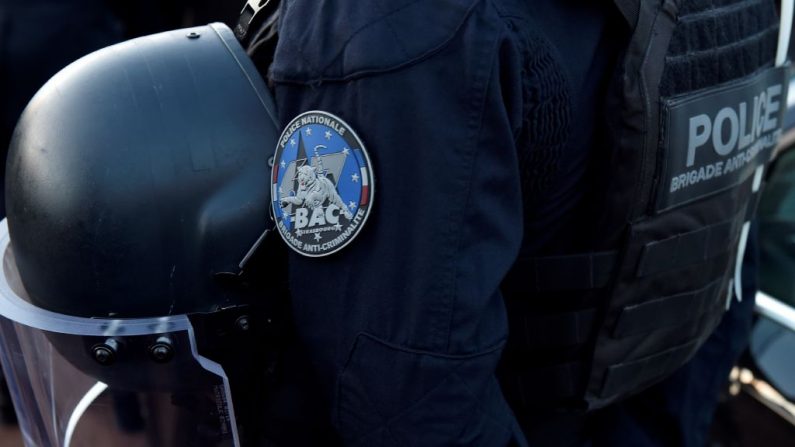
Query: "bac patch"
271 111 374 257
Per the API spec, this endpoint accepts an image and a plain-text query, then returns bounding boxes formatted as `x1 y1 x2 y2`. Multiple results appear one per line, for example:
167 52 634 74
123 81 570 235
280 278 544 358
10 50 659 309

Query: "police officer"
0 0 784 444
241 0 790 445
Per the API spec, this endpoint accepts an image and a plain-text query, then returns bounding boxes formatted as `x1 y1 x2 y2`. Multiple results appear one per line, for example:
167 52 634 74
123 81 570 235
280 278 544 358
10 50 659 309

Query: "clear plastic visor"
0 220 239 447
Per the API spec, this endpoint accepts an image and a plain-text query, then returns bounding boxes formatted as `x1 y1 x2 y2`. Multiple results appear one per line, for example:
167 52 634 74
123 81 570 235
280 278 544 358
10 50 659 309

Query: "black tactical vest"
500 0 789 410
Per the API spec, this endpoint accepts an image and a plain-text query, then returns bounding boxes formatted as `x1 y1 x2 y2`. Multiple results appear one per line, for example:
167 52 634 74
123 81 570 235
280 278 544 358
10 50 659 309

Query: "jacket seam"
271 0 483 84
353 331 506 359
445 2 507 352
317 0 424 74
337 332 508 443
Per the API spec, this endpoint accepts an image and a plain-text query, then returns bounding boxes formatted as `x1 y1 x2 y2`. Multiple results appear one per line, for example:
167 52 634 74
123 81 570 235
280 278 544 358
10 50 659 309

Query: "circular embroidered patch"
271 111 375 257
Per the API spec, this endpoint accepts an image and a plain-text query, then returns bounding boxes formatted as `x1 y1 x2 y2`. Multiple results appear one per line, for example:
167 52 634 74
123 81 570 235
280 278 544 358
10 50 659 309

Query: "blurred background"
0 0 241 216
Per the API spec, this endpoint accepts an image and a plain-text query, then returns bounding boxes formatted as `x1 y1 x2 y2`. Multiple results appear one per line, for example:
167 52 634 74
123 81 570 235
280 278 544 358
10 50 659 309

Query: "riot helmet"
0 22 282 447
6 23 278 319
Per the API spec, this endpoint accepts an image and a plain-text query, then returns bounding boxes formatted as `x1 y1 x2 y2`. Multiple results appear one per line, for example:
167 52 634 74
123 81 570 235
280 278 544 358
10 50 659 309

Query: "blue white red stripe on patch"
271 111 375 257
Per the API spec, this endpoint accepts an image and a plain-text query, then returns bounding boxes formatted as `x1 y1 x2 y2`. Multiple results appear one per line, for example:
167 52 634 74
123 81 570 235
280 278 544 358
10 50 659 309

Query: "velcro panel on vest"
661 0 779 97
635 191 763 278
587 175 753 407
636 209 745 277
600 338 700 398
612 277 724 337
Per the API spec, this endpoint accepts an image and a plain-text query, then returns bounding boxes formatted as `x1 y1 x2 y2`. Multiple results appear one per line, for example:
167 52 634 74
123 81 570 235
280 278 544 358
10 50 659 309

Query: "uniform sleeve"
268 1 527 445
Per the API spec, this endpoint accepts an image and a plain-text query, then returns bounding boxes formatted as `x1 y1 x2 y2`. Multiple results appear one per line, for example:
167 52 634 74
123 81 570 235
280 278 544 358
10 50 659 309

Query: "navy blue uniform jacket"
268 1 614 444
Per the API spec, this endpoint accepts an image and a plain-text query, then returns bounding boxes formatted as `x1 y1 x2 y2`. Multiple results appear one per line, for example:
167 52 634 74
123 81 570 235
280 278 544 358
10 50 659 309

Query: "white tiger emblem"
281 165 353 219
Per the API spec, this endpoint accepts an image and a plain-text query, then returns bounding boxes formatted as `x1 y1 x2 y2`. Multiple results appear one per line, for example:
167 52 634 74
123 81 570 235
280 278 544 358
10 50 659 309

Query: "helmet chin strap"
214 225 276 283
238 227 275 272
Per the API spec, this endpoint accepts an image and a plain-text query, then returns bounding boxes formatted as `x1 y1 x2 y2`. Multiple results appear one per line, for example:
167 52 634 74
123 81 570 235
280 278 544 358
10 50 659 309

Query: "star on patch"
333 223 343 231
342 148 350 155
351 173 359 182
325 130 332 140
305 128 312 136
314 233 322 241
280 160 286 168
348 201 356 210
290 139 296 146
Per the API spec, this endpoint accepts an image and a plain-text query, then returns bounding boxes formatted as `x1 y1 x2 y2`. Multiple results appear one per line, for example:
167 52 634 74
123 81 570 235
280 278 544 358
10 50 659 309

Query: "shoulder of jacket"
269 0 491 83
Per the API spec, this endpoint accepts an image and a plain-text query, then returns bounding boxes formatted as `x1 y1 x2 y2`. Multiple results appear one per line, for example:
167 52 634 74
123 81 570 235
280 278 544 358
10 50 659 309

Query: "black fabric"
244 3 281 77
523 309 597 349
636 211 743 277
588 226 760 447
511 251 618 291
268 0 480 83
613 0 641 27
263 1 533 444
495 0 624 257
507 362 583 404
612 277 724 337
600 339 700 399
661 0 779 97
514 30 571 206
678 0 759 15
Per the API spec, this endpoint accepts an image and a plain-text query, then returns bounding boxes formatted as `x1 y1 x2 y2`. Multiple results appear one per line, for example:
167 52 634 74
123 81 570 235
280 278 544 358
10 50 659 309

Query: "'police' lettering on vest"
657 66 788 211
685 84 782 167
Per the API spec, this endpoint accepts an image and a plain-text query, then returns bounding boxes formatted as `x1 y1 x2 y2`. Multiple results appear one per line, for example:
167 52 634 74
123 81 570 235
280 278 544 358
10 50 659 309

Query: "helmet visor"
0 221 241 447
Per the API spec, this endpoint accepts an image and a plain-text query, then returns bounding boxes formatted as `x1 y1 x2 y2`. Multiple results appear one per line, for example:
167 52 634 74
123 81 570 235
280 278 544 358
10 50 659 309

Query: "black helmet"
5 23 279 318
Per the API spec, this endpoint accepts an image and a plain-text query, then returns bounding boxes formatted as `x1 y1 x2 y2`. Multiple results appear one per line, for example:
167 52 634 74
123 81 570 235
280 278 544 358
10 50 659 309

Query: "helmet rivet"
235 315 250 332
149 337 174 363
91 339 119 366
187 32 201 39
